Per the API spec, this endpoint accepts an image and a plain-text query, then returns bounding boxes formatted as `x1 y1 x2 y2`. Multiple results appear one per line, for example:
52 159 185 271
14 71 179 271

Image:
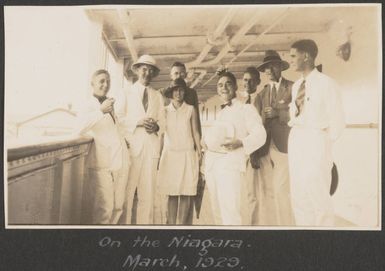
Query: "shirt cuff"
241 137 254 155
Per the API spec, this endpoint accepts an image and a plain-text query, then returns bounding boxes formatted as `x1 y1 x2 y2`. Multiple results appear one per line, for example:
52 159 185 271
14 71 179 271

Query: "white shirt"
115 81 152 135
288 68 345 141
269 76 282 91
77 96 128 171
115 80 165 157
237 90 258 105
250 91 259 105
205 99 266 172
269 77 282 103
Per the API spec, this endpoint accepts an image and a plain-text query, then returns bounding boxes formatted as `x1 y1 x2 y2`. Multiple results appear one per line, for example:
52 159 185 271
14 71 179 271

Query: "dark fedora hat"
256 50 290 72
164 78 187 99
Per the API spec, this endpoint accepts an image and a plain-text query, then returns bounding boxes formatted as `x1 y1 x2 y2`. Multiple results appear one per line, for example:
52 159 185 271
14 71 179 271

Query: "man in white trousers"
255 50 295 226
203 70 266 225
115 55 165 224
78 69 130 224
288 39 345 226
236 66 262 225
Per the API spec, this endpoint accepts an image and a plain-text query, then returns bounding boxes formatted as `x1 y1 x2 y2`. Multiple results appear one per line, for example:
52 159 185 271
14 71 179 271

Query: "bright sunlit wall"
5 7 91 123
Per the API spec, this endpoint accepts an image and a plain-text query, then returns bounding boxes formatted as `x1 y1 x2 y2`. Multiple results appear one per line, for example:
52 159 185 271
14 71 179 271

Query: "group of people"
77 38 345 227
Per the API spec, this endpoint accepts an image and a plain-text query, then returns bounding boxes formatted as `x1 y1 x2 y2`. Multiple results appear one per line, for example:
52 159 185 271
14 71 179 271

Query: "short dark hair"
171 61 186 70
218 71 237 88
291 39 318 59
244 66 260 80
92 69 110 79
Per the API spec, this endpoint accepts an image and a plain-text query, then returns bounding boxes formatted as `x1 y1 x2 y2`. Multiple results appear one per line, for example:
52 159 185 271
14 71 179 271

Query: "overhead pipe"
102 31 119 61
185 8 237 68
117 9 138 62
196 8 267 68
201 8 291 87
190 69 208 88
226 8 291 67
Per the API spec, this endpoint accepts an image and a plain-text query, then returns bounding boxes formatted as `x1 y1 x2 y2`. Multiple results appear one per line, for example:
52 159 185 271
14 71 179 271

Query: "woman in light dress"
158 78 202 225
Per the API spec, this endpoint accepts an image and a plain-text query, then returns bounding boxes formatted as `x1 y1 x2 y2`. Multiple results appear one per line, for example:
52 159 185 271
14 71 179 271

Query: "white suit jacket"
204 99 266 173
288 68 345 141
115 81 165 158
77 96 129 171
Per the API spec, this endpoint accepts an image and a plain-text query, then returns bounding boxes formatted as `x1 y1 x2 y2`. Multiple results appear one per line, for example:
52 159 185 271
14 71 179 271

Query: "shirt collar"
93 94 107 104
302 68 318 83
134 80 147 89
269 77 282 90
240 91 258 104
167 101 185 112
221 98 238 109
133 80 148 97
232 97 240 104
250 91 258 100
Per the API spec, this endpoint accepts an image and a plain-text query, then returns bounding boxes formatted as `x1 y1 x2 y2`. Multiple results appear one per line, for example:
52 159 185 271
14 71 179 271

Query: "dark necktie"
295 80 306 117
94 95 115 123
246 95 251 104
271 84 277 106
142 87 148 112
221 101 232 109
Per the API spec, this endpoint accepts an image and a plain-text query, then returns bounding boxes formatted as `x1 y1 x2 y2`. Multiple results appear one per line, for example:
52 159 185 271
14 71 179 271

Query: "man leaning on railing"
76 69 130 225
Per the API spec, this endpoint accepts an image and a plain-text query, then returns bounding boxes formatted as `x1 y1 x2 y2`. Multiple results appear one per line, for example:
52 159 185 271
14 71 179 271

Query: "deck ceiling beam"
201 7 291 87
107 30 325 43
117 9 138 62
186 8 238 68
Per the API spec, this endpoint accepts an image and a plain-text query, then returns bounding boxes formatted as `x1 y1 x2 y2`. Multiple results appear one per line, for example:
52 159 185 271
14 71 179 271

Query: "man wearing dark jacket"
255 50 295 225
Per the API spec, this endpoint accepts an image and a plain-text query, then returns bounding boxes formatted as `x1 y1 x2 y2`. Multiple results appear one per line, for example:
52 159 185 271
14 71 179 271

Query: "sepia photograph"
4 4 382 230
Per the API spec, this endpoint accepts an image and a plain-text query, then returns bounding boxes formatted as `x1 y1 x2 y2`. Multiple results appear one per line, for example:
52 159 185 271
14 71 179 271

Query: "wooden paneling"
7 137 92 225
8 166 56 224
58 154 88 224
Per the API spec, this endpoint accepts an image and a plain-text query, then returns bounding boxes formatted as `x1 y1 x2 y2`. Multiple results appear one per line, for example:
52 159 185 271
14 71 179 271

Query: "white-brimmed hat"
131 54 160 77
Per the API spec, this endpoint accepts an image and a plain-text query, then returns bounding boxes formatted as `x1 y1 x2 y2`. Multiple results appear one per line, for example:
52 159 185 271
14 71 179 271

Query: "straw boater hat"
256 50 290 72
131 54 160 77
164 78 187 99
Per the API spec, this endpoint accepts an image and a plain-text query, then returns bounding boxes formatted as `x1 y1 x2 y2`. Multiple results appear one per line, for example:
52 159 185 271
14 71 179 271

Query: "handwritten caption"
98 235 249 270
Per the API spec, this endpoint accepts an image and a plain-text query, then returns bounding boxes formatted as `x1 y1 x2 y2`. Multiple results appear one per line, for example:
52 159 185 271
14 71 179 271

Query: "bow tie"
94 95 108 104
221 101 232 109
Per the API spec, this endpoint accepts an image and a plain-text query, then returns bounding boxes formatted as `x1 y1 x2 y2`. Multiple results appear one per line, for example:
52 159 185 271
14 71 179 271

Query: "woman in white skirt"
158 78 202 225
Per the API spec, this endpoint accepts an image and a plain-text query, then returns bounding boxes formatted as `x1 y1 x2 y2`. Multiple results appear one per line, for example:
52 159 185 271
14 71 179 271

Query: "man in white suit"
78 69 130 224
236 67 262 225
115 55 165 224
203 70 266 225
288 39 345 226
